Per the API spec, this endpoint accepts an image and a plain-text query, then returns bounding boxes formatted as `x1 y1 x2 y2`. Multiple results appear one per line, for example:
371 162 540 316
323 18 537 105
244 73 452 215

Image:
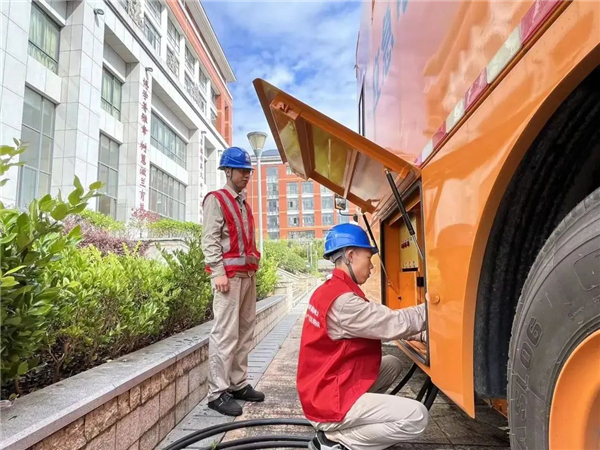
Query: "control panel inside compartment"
381 188 428 363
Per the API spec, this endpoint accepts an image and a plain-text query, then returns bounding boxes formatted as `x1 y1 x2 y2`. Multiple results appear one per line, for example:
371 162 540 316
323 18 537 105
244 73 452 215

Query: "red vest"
296 269 382 423
203 189 261 277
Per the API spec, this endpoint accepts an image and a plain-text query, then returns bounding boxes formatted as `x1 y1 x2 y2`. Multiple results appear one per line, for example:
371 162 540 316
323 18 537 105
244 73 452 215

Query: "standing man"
201 146 265 417
297 223 429 450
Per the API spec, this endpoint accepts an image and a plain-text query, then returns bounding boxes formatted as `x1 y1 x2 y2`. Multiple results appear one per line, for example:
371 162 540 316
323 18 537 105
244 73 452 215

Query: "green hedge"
0 144 280 397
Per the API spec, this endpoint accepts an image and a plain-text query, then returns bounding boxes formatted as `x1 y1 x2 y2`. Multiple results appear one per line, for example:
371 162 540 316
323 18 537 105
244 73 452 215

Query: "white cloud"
203 1 363 151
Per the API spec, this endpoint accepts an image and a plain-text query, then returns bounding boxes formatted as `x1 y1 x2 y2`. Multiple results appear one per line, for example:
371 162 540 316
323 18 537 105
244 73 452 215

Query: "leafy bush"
74 209 125 233
264 240 308 274
64 215 149 256
0 143 100 391
256 257 278 300
148 218 203 239
161 236 213 333
44 246 172 380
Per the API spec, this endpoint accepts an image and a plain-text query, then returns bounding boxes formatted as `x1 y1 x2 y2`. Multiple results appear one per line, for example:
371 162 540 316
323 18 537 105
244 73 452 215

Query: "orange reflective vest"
203 189 261 277
297 269 382 422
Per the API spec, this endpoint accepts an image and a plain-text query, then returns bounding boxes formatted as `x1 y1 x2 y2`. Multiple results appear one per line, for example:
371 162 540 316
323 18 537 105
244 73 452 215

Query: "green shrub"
147 218 203 239
256 257 278 300
74 209 126 233
46 245 172 379
264 240 308 274
160 236 212 334
0 143 100 391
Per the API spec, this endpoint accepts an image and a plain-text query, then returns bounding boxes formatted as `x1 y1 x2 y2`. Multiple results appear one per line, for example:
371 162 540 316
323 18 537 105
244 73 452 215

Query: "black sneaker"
207 393 243 416
308 431 347 450
230 385 265 402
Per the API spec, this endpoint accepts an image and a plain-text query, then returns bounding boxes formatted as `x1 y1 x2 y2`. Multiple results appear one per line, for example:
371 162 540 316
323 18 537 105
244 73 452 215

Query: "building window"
266 166 278 182
167 19 180 50
267 182 278 197
288 198 299 211
268 232 280 240
286 166 293 175
184 74 194 94
19 88 54 208
303 214 315 227
288 215 299 227
338 212 350 224
101 68 122 120
149 165 186 221
289 230 315 240
287 182 298 195
199 70 209 93
97 134 119 218
267 199 278 215
211 87 219 109
267 216 279 230
210 110 217 128
28 4 60 73
302 181 314 194
321 196 333 210
302 198 314 211
146 0 162 22
185 47 196 73
166 46 179 77
322 213 334 226
144 17 161 55
150 113 187 168
321 185 333 195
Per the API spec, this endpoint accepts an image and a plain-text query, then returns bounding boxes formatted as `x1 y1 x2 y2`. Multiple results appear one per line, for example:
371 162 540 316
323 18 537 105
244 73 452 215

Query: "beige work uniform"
202 184 257 402
312 294 429 450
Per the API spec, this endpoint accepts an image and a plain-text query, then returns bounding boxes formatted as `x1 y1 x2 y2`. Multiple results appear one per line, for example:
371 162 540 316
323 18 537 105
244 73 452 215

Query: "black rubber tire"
507 187 600 450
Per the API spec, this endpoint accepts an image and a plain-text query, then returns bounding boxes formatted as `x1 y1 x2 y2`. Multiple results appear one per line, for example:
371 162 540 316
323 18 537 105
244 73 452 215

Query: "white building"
0 0 233 223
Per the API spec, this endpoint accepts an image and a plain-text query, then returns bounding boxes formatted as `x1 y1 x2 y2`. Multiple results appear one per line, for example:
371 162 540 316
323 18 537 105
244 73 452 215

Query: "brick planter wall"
0 290 311 450
31 347 208 450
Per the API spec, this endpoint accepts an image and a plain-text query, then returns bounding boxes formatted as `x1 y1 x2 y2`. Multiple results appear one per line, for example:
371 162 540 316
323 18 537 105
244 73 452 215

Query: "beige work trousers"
313 355 429 450
207 274 256 402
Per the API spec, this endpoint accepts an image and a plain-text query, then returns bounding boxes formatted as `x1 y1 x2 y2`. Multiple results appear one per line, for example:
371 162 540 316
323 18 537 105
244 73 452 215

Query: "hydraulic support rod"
384 169 424 261
362 213 398 294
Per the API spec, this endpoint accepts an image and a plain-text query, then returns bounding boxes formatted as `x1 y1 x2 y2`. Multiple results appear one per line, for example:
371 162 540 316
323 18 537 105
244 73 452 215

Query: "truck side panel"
362 1 600 415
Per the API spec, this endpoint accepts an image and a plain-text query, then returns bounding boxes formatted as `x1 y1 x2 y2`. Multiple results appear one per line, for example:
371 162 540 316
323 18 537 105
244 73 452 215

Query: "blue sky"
202 1 363 151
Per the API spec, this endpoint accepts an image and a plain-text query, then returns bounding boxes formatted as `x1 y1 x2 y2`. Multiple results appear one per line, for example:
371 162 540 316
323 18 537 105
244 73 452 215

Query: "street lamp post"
247 131 268 255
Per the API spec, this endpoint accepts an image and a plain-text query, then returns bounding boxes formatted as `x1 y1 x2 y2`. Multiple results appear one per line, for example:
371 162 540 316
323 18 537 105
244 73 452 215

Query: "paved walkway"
157 291 510 450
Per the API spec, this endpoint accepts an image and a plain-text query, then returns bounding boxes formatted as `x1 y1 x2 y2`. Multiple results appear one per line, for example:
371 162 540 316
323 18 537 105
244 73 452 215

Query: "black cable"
162 418 312 450
415 378 432 402
211 441 310 450
389 363 418 396
197 435 312 450
423 385 439 410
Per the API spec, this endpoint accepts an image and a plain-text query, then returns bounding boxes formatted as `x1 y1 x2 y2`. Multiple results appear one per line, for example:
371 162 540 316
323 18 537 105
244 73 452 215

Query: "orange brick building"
246 150 358 240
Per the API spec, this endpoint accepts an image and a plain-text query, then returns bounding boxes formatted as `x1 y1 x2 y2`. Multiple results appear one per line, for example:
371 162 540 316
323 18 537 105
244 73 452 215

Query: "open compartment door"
253 79 420 213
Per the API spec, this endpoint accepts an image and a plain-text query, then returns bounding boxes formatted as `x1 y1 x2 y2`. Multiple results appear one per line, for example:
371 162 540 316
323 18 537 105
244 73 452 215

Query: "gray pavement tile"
429 404 509 446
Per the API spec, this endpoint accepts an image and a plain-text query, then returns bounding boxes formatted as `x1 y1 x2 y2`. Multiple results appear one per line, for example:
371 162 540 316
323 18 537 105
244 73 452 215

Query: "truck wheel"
508 187 600 450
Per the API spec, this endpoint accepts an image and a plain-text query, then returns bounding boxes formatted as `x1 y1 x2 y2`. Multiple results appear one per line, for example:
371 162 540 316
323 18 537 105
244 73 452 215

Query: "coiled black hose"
196 435 312 450
162 418 312 450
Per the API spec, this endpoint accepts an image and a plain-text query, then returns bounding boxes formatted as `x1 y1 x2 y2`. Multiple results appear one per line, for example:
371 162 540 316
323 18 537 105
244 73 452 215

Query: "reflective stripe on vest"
203 189 261 276
211 190 245 257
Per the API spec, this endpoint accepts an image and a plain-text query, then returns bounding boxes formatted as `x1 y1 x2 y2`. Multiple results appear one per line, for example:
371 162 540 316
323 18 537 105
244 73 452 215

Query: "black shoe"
207 393 243 416
230 385 265 402
309 431 347 450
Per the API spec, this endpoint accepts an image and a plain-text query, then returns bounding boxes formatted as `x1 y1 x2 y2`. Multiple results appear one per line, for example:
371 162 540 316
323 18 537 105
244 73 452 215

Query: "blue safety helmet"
323 223 378 259
218 147 253 170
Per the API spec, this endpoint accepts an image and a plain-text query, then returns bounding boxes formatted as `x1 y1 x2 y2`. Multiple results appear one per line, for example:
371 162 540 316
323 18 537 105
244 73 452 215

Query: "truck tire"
507 187 600 450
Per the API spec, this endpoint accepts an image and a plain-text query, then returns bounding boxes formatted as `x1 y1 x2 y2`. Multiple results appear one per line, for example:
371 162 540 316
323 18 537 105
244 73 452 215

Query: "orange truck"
253 1 600 449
